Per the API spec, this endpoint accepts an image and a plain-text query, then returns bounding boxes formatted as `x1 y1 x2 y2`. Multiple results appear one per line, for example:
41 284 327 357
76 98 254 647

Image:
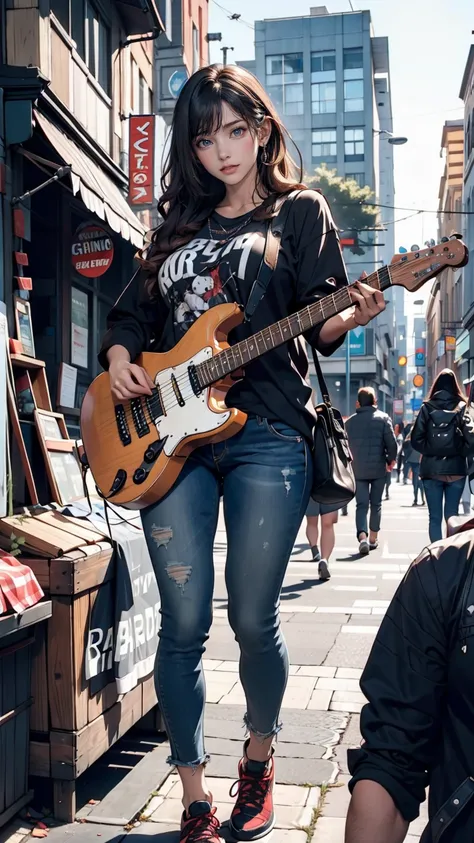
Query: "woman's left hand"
349 279 386 326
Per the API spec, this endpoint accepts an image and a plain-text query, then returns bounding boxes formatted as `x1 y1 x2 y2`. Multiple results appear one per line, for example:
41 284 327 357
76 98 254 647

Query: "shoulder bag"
245 189 356 508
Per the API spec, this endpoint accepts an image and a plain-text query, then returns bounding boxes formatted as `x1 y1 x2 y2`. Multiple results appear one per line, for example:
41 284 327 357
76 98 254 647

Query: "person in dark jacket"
345 387 397 555
345 525 474 843
411 369 474 542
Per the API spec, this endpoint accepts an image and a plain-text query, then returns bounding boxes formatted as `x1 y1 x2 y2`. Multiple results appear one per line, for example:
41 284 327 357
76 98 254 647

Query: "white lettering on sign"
129 115 155 204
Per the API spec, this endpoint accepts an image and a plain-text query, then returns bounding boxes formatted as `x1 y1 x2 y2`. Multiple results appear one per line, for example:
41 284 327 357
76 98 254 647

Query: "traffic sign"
398 355 407 366
168 70 189 99
415 347 425 366
413 373 424 388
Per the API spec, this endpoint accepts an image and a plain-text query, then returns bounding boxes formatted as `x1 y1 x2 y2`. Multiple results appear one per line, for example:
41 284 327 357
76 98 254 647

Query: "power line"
332 199 474 214
210 0 255 30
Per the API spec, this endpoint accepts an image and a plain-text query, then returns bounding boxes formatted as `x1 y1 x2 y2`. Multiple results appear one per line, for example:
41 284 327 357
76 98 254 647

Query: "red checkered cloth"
0 550 44 614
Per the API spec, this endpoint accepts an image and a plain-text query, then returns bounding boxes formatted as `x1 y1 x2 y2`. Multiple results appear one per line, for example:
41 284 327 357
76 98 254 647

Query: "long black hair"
139 64 304 285
427 368 467 402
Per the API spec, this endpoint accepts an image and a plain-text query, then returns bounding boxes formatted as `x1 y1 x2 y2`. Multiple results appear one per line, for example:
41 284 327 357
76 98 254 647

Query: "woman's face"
193 102 270 188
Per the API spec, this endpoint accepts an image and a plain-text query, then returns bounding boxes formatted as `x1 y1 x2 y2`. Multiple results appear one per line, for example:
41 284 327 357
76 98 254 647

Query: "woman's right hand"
109 359 154 402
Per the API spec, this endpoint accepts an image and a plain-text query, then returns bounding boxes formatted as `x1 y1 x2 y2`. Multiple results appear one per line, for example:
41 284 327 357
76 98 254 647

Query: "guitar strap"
244 189 304 321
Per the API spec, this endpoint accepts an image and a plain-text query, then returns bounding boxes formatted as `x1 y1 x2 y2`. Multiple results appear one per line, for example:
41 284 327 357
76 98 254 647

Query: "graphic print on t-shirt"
157 228 264 339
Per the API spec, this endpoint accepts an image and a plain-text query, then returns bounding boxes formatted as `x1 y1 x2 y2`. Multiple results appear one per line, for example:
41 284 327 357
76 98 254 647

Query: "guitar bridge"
171 373 185 407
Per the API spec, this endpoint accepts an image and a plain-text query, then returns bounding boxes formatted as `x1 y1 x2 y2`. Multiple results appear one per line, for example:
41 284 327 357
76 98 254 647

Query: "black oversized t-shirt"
99 189 349 442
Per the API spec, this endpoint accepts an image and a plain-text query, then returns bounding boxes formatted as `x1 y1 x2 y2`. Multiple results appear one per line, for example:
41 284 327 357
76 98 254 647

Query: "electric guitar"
80 238 468 509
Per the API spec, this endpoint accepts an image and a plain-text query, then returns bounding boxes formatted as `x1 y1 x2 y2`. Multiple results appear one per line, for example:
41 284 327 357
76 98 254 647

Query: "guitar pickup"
115 404 131 445
130 397 150 438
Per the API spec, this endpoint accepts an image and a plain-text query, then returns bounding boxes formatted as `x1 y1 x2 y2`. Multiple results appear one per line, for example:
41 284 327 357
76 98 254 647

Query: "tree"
305 164 379 255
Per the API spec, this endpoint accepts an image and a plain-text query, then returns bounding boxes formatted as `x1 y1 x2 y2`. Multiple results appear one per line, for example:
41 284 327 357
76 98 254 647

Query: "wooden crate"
0 602 52 829
26 544 160 823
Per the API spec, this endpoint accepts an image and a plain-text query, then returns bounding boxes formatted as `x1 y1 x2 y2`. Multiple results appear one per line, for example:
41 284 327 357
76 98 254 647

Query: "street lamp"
373 128 408 146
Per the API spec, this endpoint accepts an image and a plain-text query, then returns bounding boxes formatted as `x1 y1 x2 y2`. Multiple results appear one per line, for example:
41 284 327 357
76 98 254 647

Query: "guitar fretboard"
196 264 392 388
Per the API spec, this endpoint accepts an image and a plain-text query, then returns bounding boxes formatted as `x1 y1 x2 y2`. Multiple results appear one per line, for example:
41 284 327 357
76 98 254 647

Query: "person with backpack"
411 369 474 542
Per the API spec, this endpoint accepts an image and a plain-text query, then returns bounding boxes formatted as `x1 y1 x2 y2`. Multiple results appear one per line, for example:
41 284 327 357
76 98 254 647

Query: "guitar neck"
197 264 393 388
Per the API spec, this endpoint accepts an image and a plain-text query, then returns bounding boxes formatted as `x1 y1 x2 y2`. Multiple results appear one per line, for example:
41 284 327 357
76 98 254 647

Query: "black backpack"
426 401 465 457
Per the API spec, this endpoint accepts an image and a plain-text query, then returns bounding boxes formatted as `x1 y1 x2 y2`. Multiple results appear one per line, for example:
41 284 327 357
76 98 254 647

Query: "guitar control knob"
133 467 147 484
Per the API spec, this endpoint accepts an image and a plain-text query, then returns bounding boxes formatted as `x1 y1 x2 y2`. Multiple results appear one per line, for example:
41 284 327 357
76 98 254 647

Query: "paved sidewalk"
4 480 431 842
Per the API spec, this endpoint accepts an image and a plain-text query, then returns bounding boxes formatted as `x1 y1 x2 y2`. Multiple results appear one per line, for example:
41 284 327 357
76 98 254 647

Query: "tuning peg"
449 233 463 240
441 236 449 242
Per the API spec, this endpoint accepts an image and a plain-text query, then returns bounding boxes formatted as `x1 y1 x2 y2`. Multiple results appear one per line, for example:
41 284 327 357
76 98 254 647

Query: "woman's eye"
232 127 246 137
196 138 211 148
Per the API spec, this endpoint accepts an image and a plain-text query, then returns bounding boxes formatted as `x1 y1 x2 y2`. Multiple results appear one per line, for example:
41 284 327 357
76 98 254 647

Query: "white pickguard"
154 347 230 457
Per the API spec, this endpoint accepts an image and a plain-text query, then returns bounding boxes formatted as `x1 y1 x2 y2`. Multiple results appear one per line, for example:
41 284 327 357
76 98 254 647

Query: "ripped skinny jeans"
141 415 312 767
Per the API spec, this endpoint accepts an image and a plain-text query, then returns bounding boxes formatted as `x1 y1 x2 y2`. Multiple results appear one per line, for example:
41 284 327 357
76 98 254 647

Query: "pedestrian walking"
305 500 339 581
401 423 413 484
345 521 474 843
345 387 397 555
98 64 386 843
411 369 474 542
395 422 404 482
403 429 424 506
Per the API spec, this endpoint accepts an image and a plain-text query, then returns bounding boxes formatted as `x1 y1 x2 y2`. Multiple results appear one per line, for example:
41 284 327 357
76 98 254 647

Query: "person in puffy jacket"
411 369 474 542
345 523 474 843
345 387 397 555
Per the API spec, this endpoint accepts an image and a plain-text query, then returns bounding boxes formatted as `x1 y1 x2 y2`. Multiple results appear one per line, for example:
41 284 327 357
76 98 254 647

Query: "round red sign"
72 223 114 278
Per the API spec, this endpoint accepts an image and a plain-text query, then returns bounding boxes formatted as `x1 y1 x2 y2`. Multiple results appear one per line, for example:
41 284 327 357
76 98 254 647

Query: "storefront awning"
34 110 146 249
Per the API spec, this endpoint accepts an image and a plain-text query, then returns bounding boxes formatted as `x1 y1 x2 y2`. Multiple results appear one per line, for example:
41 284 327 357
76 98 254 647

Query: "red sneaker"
180 801 222 843
229 746 275 840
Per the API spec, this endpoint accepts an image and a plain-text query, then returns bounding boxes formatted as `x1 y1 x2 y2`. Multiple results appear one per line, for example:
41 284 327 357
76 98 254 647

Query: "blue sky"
208 0 473 304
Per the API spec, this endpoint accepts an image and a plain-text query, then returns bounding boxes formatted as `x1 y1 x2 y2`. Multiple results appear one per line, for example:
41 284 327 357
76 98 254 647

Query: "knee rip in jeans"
165 562 192 589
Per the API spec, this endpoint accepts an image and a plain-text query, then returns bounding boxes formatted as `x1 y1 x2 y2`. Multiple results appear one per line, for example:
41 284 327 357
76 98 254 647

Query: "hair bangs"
189 77 263 141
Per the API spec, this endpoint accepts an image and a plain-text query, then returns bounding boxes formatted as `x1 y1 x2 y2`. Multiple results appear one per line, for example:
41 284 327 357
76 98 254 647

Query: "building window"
51 0 110 92
139 73 152 113
311 51 336 114
348 172 365 187
343 47 363 112
192 23 199 72
85 1 110 92
266 53 304 116
312 129 337 161
344 128 364 161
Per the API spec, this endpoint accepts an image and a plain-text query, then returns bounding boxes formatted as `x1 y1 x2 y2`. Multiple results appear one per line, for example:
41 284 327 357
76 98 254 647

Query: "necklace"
207 209 255 244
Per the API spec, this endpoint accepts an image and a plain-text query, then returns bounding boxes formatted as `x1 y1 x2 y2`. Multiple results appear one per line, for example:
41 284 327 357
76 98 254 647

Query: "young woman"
305 501 339 581
403 429 424 506
99 64 385 843
395 422 404 482
412 369 474 542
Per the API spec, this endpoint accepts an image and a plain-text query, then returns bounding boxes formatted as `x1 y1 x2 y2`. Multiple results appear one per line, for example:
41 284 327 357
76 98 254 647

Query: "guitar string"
103 274 374 434
102 248 451 435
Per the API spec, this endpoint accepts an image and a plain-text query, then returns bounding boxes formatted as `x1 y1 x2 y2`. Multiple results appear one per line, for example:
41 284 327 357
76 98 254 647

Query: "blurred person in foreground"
345 522 474 843
345 387 397 555
411 369 474 542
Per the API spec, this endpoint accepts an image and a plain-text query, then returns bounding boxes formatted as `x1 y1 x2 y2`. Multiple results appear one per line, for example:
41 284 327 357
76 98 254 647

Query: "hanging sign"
72 223 114 278
129 115 155 205
445 335 456 352
413 373 424 388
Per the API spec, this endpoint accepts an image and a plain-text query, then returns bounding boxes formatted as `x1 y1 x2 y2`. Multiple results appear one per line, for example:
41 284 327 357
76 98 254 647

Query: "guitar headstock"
389 237 469 292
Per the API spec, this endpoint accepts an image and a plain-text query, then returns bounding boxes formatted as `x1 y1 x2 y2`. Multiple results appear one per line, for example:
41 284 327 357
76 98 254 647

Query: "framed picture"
34 409 84 505
13 296 35 358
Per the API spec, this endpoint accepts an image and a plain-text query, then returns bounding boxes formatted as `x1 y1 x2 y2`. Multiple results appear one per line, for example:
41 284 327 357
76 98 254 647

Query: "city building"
239 5 400 414
154 0 209 140
459 45 474 385
425 120 464 385
0 0 163 501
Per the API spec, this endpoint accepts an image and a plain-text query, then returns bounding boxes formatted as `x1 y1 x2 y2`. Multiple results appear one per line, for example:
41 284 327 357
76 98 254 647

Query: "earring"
261 145 268 165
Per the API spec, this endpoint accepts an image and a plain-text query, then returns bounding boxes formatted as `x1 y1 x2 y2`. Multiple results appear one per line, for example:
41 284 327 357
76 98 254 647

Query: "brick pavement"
5 480 432 842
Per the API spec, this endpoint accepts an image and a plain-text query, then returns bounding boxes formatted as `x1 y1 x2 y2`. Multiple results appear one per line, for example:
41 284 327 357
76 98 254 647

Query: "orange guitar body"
80 303 246 509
